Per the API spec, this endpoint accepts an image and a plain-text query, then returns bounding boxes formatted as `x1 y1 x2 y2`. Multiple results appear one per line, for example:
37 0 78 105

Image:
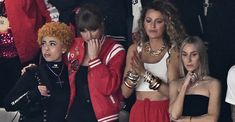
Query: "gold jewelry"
124 81 136 89
127 71 140 82
124 71 140 89
143 71 162 90
144 42 166 57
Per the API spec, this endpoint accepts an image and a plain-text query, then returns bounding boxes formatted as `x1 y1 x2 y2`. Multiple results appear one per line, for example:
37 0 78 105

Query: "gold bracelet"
143 71 152 82
124 81 136 89
125 77 137 86
154 81 162 90
152 78 162 90
127 71 140 81
144 71 162 90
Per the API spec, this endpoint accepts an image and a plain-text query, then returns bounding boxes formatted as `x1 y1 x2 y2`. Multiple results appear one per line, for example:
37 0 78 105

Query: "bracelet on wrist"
124 80 136 89
143 71 162 90
126 71 140 82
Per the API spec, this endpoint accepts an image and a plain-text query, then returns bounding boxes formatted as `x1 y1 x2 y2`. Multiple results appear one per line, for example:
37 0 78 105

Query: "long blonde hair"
179 36 209 78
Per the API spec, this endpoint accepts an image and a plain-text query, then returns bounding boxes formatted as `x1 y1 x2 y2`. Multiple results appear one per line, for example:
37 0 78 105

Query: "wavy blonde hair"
138 0 187 48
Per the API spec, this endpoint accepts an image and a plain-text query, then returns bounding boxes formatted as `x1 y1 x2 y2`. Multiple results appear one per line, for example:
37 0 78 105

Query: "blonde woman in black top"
170 36 221 122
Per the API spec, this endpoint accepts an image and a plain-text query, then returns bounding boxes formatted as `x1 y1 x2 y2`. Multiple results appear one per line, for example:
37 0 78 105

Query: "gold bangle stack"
124 71 140 89
143 71 162 90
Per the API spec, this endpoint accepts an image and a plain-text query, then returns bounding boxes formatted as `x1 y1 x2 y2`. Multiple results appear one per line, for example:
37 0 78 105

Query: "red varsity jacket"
67 36 126 122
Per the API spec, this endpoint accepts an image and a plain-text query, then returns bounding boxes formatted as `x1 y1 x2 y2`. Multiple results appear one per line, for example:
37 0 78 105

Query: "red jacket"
67 36 125 122
5 0 51 63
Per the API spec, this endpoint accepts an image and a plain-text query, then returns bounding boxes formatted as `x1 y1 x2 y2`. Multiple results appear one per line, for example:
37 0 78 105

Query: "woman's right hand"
183 72 198 88
87 39 101 60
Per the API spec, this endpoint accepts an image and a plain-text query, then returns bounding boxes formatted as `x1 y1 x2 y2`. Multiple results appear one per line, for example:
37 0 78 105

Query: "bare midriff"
136 91 168 101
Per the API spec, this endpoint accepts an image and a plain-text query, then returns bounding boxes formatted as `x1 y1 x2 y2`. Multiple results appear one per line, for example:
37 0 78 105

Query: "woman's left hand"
130 51 145 76
87 39 101 60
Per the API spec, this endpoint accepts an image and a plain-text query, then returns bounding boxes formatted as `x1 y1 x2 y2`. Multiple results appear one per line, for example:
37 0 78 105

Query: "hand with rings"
183 72 198 87
189 72 198 83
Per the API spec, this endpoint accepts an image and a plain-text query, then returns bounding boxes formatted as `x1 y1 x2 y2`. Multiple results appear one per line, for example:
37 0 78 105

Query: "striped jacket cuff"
89 58 102 68
98 114 119 122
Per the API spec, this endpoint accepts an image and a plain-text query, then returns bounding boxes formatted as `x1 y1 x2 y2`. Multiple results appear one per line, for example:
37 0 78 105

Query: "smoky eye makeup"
191 52 199 56
182 53 187 57
145 17 164 24
145 17 152 23
156 19 164 24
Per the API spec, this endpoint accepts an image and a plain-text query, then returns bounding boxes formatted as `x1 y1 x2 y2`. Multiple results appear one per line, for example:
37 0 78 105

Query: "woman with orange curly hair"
3 22 74 122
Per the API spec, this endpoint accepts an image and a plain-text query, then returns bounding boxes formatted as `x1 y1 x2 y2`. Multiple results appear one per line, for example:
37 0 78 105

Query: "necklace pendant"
56 77 64 88
46 63 65 88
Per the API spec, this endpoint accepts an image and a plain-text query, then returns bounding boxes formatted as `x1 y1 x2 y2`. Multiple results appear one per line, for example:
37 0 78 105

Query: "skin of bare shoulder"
197 76 220 88
204 76 221 91
177 76 220 90
202 76 221 121
203 76 219 82
127 43 138 56
168 46 179 63
178 75 221 97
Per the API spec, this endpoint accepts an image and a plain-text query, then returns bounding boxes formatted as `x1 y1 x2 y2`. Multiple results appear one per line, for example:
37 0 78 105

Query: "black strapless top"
182 95 209 116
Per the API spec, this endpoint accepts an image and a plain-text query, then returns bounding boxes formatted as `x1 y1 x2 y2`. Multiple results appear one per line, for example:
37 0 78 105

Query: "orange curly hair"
37 22 74 51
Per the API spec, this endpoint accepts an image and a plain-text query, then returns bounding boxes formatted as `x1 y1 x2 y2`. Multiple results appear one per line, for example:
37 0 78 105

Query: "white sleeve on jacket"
43 0 59 22
225 65 235 105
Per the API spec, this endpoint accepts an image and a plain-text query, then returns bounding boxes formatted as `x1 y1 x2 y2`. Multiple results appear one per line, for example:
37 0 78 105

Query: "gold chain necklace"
144 42 166 57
